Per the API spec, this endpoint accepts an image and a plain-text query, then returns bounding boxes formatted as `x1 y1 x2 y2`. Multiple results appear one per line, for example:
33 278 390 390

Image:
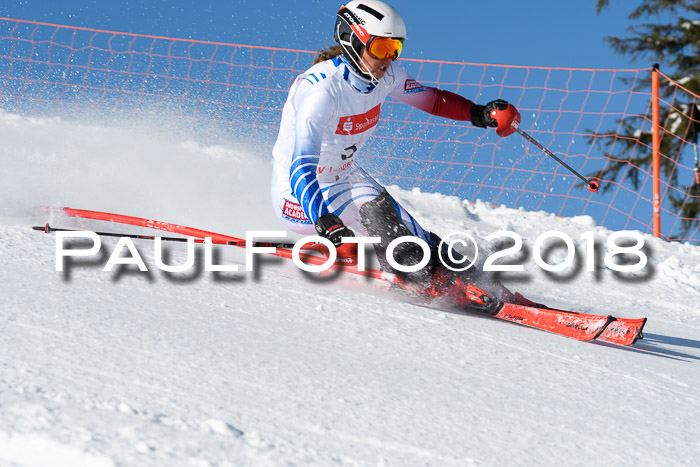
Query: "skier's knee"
360 189 431 278
359 189 406 237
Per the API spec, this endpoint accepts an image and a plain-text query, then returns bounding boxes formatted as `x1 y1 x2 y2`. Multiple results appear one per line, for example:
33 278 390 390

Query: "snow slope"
1 111 699 466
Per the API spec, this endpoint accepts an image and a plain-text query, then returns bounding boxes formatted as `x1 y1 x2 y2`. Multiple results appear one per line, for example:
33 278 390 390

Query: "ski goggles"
366 36 404 61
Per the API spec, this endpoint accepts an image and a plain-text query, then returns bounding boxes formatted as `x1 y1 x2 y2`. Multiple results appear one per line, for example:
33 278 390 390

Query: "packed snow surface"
1 111 699 466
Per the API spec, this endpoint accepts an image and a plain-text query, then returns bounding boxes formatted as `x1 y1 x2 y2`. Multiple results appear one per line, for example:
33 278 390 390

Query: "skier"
271 0 523 311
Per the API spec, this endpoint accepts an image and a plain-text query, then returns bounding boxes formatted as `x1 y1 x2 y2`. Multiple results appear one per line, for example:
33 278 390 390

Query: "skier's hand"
470 99 509 128
314 213 355 247
470 99 520 137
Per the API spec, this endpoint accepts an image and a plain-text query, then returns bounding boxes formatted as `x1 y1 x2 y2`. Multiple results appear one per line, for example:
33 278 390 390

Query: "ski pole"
515 128 600 192
34 223 364 271
32 224 298 249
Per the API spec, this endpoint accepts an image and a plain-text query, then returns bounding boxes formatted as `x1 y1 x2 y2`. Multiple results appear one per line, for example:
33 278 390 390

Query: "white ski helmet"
334 1 407 78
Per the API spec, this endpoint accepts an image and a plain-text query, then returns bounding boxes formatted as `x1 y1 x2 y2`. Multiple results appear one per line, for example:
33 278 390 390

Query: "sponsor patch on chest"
335 104 381 135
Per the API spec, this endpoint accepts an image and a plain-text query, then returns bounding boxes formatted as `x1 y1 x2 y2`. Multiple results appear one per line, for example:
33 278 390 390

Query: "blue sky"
0 0 653 69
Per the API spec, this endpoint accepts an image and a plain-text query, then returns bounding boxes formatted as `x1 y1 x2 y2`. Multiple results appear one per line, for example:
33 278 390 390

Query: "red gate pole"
652 64 661 238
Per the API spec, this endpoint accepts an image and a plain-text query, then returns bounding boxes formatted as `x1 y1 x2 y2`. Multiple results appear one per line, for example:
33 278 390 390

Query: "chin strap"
360 57 396 89
349 42 397 89
342 54 396 91
335 23 396 90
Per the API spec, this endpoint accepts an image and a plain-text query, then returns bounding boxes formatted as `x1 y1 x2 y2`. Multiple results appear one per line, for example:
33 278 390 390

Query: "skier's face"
360 47 392 79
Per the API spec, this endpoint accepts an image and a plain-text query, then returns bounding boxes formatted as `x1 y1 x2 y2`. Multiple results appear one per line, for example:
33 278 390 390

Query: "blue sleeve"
290 84 334 223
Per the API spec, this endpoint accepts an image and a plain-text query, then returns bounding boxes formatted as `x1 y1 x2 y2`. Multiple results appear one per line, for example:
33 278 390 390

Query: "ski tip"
599 316 648 346
632 317 648 344
624 317 647 345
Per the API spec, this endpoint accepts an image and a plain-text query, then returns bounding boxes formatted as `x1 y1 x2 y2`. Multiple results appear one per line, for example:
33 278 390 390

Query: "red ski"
492 303 614 342
35 206 647 346
539 306 647 346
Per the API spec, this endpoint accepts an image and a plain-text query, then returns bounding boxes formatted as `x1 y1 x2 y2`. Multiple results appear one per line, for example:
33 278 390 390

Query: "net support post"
651 64 661 238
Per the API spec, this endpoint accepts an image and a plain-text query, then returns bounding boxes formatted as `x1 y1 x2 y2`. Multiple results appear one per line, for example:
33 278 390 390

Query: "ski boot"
498 287 549 309
423 268 503 315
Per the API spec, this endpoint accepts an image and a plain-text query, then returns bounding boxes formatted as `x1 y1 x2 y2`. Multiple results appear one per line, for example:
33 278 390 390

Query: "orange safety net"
1 17 697 243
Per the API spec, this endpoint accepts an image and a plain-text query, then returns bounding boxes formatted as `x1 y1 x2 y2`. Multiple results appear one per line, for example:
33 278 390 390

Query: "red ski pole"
32 224 298 249
515 128 600 192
